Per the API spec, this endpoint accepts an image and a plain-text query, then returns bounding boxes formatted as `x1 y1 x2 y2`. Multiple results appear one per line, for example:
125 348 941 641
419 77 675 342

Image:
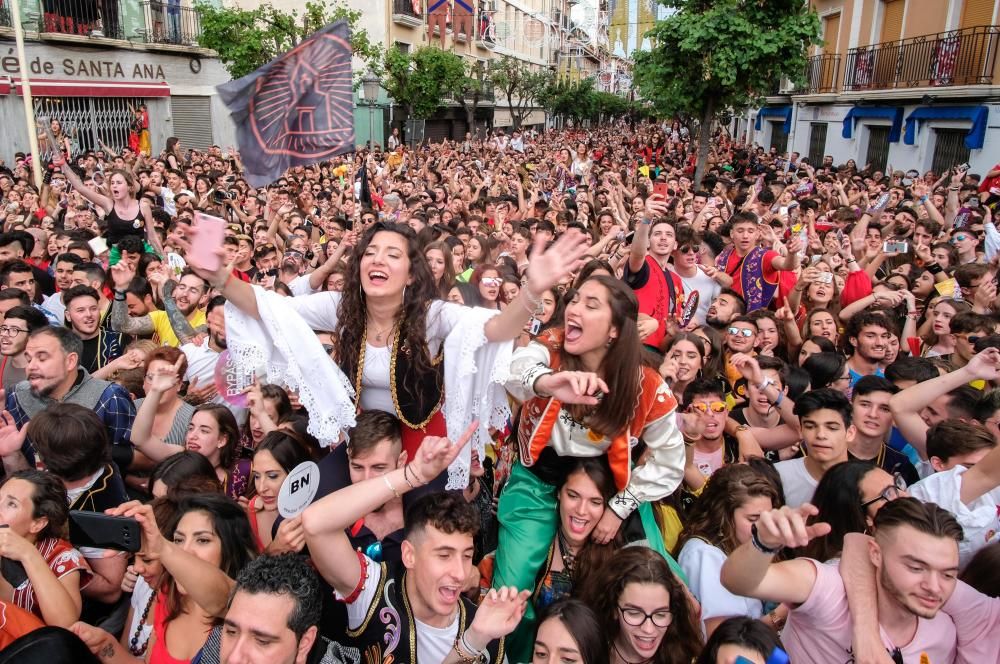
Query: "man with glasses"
949 312 993 368
723 316 757 387
775 389 853 508
672 225 729 326
0 305 47 392
848 376 918 485
679 378 741 495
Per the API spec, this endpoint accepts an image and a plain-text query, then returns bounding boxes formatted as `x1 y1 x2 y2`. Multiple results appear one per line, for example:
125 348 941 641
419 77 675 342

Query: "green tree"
372 45 465 142
196 1 376 80
456 60 491 139
490 56 552 130
633 0 820 185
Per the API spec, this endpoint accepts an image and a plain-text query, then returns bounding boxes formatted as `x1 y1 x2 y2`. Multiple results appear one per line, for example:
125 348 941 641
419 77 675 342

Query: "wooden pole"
8 0 43 189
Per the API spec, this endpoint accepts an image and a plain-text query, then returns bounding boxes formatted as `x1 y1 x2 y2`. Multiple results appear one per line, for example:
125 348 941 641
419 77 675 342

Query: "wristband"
750 523 784 555
919 195 929 204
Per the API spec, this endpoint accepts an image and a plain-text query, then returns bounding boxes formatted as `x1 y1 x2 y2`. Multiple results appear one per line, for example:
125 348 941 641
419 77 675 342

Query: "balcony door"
949 0 997 85
821 13 841 91
873 0 905 88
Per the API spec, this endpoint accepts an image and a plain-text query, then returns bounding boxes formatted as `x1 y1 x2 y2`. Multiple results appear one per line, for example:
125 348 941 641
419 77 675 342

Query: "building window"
770 121 789 155
34 96 146 154
931 128 971 175
807 122 828 167
865 125 891 172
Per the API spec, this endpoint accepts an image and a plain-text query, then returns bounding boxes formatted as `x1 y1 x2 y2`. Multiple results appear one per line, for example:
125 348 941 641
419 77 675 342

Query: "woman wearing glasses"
500 275 685 661
802 460 907 563
677 463 785 638
581 546 702 664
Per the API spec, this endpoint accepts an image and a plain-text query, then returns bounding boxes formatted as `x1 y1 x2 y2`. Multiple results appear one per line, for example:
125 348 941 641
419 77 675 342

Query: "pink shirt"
942 581 1000 663
783 560 957 664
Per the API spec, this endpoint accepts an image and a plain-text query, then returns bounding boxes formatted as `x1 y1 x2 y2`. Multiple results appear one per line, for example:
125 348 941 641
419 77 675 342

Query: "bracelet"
452 635 482 664
461 631 485 659
920 195 929 204
750 523 784 555
771 391 785 407
383 474 401 500
405 463 426 487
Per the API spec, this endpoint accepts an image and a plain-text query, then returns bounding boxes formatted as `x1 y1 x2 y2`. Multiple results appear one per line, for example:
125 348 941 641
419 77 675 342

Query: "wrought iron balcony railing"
844 25 1000 91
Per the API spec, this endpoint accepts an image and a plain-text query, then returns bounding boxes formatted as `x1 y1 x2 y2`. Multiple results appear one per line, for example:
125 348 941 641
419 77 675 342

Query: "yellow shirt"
148 309 206 348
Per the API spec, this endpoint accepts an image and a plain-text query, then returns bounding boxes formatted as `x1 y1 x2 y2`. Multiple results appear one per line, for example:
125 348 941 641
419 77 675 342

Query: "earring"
402 285 407 304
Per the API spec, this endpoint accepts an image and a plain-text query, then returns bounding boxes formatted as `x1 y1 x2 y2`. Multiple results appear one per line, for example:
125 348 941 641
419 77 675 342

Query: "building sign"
1 49 167 81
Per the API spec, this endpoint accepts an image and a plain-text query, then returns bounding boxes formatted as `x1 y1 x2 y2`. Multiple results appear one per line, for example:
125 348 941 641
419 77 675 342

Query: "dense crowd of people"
0 117 998 664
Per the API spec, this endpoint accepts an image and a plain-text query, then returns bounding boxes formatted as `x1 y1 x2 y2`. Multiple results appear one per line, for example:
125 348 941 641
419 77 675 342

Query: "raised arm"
720 504 828 604
52 152 112 215
129 367 186 463
301 424 472 596
108 264 155 336
159 279 199 344
889 347 1000 458
628 195 669 274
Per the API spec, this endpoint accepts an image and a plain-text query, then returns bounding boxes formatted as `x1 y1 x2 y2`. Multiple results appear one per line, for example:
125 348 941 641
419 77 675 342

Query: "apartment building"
748 0 1000 175
0 0 235 159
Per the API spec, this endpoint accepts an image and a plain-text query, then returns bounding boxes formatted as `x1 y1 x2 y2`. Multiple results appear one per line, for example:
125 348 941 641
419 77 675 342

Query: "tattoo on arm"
162 280 198 343
110 297 154 336
99 643 114 660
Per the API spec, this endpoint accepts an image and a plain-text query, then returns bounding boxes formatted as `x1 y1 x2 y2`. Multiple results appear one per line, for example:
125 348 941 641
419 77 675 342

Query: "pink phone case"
192 212 225 272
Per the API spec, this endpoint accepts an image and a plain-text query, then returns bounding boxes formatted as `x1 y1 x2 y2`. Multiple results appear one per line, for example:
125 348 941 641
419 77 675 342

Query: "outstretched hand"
524 229 589 295
407 420 478 483
755 504 831 550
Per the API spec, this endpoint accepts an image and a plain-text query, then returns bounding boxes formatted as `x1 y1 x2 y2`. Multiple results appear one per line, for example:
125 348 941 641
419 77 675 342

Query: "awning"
0 77 10 95
11 79 170 98
755 105 792 133
904 105 989 149
842 106 903 142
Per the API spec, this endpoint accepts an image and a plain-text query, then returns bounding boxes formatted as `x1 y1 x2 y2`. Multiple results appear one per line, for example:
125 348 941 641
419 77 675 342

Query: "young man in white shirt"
774 388 852 507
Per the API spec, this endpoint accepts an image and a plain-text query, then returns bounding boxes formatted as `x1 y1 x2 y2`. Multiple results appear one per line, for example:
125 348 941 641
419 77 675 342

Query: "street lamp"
361 71 379 149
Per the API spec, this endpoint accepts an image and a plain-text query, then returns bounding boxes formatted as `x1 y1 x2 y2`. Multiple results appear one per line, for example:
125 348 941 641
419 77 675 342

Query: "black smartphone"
1 557 27 588
69 511 141 553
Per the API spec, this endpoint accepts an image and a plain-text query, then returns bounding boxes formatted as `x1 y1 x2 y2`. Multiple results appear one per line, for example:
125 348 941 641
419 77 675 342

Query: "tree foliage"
541 77 645 125
196 1 376 80
633 0 820 183
490 56 553 130
373 45 466 120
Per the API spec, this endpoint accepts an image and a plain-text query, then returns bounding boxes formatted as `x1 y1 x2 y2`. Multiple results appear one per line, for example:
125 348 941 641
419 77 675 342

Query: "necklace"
612 641 652 664
128 589 156 656
367 318 394 344
555 528 577 576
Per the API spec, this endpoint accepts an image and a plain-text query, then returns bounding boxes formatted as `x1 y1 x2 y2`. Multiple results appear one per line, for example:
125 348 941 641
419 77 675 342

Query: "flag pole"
8 0 43 189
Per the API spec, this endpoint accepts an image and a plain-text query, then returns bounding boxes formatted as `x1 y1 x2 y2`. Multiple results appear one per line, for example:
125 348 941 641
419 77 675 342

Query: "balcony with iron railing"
843 25 1000 92
792 53 841 94
10 0 205 46
392 0 423 28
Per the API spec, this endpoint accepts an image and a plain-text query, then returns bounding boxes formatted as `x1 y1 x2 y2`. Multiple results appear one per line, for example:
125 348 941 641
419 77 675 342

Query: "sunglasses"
690 401 727 414
481 277 503 287
950 234 970 244
678 245 698 254
728 327 755 338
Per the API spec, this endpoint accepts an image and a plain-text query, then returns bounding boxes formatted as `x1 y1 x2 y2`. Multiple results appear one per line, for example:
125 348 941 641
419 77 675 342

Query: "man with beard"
0 305 47 392
0 326 136 478
63 285 135 380
845 311 893 388
108 265 207 347
180 296 240 415
721 498 964 663
40 252 83 323
705 290 745 330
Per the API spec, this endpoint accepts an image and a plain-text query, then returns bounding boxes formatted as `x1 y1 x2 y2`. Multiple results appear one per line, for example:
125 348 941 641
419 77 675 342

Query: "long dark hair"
335 223 438 397
193 403 240 471
803 460 878 561
580 547 703 664
163 493 257 623
559 458 619 595
560 275 642 437
244 431 316 500
536 599 610 664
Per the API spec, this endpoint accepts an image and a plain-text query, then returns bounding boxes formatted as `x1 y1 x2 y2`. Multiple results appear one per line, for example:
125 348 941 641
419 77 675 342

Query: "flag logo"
218 21 356 187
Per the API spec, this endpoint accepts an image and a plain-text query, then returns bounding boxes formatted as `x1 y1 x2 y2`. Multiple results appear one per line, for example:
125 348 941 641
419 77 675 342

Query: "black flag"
217 21 355 188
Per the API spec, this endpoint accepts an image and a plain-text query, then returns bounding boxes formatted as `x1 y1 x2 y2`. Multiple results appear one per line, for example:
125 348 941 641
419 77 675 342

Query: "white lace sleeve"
225 286 356 446
442 306 514 490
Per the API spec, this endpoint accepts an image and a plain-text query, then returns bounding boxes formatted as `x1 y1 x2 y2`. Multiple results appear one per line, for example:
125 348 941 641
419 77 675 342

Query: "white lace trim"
442 307 512 489
225 287 356 446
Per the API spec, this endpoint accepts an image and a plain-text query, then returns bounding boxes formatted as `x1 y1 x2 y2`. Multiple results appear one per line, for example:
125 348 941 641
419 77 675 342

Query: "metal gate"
865 125 890 172
807 122 828 167
170 96 214 150
33 96 146 156
769 121 788 155
931 128 971 175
